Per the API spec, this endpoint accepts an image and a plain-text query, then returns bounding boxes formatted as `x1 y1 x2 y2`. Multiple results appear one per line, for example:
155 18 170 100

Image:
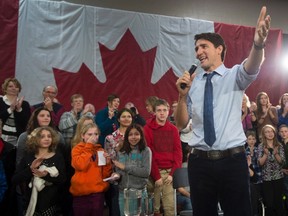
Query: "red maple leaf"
53 29 179 119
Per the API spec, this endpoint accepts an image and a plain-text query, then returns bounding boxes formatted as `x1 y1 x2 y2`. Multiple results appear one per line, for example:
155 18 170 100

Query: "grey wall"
52 0 288 34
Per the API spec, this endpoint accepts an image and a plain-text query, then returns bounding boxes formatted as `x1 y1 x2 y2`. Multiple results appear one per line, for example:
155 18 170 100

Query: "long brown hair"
26 107 55 134
261 124 280 148
255 92 270 117
120 124 147 154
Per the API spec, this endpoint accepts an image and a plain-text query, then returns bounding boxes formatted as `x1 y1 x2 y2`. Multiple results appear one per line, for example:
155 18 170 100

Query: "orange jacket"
70 142 112 196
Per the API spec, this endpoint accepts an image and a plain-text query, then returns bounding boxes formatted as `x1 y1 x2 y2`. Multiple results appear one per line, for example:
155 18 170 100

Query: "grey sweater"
115 146 151 191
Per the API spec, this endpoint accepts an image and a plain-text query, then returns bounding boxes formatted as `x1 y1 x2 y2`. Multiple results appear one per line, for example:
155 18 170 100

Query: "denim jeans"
188 151 251 216
176 193 192 211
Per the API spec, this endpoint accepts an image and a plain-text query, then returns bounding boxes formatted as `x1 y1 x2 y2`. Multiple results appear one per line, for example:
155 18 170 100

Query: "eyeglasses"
44 91 57 95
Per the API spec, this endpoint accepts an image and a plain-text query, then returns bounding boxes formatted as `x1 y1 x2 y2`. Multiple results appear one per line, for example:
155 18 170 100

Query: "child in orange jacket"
70 123 112 216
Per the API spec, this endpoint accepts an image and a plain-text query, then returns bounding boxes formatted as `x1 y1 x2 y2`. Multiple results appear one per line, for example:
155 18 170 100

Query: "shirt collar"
3 95 10 105
201 63 226 78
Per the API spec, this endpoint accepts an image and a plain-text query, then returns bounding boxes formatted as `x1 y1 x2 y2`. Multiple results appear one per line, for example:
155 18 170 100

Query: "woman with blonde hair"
258 124 285 216
0 78 31 146
241 93 255 133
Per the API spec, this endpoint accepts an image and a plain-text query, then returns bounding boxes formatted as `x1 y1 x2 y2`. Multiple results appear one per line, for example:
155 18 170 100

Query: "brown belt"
190 146 245 160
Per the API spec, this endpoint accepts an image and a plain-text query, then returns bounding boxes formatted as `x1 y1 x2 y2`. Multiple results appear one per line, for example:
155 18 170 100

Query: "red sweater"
70 142 112 196
144 116 182 181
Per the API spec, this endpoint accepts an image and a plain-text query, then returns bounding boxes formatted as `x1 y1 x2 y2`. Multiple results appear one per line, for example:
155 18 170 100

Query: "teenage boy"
144 99 182 216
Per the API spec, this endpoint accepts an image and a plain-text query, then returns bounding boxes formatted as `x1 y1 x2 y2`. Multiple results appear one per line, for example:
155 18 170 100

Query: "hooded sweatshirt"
70 142 112 196
144 116 182 181
116 146 151 191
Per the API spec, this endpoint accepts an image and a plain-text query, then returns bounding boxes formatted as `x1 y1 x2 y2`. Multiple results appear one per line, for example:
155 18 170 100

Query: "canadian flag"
0 0 284 118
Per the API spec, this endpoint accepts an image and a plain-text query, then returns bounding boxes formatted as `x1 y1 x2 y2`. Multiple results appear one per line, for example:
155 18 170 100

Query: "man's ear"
217 45 223 55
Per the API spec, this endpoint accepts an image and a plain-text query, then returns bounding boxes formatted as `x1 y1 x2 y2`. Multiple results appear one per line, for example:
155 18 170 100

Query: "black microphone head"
188 64 198 76
180 63 198 89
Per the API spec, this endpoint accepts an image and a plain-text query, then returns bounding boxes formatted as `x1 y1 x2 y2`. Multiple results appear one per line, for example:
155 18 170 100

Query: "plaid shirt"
59 110 94 145
246 145 263 184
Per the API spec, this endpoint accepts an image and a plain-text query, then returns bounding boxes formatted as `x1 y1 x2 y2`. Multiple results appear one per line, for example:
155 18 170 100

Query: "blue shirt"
187 61 258 150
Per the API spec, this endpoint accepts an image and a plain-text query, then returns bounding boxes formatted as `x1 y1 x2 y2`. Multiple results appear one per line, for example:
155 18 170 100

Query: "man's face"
72 97 84 111
155 104 169 124
43 86 57 100
195 39 223 72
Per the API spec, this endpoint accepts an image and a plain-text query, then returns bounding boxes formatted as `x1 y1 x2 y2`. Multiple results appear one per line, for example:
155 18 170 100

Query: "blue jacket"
95 107 118 146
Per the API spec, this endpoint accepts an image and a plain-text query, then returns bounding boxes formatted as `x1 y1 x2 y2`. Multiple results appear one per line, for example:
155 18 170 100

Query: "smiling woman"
0 78 31 146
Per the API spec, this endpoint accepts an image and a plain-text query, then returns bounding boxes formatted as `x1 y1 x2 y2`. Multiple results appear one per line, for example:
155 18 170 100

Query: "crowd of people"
0 79 183 216
1 75 288 216
1 6 288 216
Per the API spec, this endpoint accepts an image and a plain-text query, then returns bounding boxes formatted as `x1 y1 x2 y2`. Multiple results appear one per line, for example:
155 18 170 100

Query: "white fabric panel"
16 0 213 104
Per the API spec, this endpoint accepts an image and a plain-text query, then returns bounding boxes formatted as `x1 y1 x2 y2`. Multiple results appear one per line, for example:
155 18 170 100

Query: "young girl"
16 107 65 165
12 126 66 216
71 116 95 148
104 108 133 216
258 124 285 216
70 123 112 216
112 124 151 215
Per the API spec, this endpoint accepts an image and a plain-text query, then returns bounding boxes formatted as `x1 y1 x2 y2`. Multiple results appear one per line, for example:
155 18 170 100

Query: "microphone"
180 64 198 89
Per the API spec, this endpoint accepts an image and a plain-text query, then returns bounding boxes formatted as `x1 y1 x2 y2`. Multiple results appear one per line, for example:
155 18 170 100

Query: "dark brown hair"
120 124 147 154
194 32 226 61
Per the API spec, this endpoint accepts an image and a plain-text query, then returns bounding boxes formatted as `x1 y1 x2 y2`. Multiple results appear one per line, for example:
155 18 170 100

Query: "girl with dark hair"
104 108 133 216
112 124 151 215
16 107 64 165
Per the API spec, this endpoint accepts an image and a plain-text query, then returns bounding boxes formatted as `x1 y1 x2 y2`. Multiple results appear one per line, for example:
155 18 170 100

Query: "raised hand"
254 6 271 46
16 96 24 111
44 97 53 111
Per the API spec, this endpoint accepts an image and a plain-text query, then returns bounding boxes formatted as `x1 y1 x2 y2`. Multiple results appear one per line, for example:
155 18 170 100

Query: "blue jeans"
176 194 192 211
188 151 251 216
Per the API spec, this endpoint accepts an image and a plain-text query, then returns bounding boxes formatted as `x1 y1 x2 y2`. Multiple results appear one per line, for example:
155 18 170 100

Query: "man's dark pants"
188 151 252 216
